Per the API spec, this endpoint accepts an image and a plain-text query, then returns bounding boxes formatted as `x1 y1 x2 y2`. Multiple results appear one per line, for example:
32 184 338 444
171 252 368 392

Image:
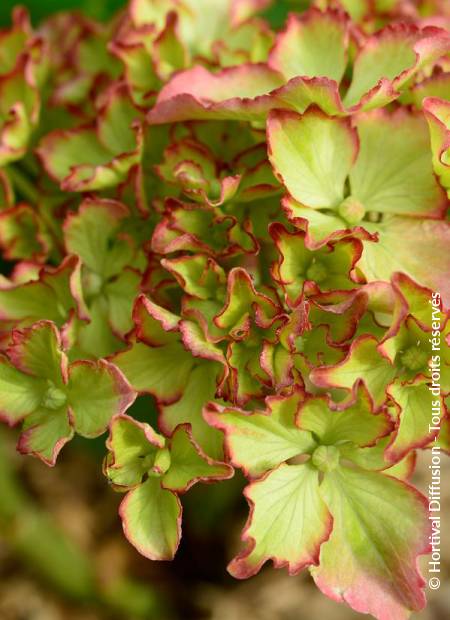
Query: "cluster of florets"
0 2 448 619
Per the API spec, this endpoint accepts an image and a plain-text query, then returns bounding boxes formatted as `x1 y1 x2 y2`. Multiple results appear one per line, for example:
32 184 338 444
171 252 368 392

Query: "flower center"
42 383 67 410
84 271 103 298
151 447 171 475
306 260 327 283
312 445 340 472
338 196 365 225
400 346 428 371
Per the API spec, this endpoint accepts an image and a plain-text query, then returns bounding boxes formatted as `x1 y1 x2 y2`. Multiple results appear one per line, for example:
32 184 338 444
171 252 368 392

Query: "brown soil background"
0 426 448 620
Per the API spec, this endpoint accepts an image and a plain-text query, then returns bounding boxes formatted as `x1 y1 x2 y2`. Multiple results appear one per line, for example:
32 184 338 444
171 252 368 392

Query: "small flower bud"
338 196 365 225
312 445 340 472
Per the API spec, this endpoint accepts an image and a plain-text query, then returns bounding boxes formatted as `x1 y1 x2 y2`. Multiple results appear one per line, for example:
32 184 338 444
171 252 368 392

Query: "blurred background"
0 2 448 619
1 406 449 620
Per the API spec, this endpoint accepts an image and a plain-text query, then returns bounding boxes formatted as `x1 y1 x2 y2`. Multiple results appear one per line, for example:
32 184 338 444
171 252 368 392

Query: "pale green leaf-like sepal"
312 465 430 620
205 391 315 478
229 463 332 578
162 424 232 492
119 477 182 560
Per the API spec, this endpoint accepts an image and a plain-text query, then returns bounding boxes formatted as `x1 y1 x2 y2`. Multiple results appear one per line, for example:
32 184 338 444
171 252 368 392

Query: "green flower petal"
104 268 142 336
205 391 315 478
311 336 396 409
0 255 86 325
228 463 332 578
424 97 450 192
267 108 358 209
0 204 47 261
161 362 224 459
37 86 142 192
112 340 194 401
359 216 450 305
67 360 135 437
350 110 446 217
64 198 132 280
161 254 226 300
298 384 392 448
270 223 361 302
106 414 165 489
268 8 349 82
17 407 73 466
312 465 429 619
385 381 444 463
344 24 450 108
8 321 66 385
162 424 232 492
0 354 45 425
119 477 181 560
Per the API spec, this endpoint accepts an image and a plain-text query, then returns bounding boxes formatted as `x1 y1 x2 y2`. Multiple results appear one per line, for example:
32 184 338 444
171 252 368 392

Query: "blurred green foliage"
0 0 127 25
0 0 308 27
